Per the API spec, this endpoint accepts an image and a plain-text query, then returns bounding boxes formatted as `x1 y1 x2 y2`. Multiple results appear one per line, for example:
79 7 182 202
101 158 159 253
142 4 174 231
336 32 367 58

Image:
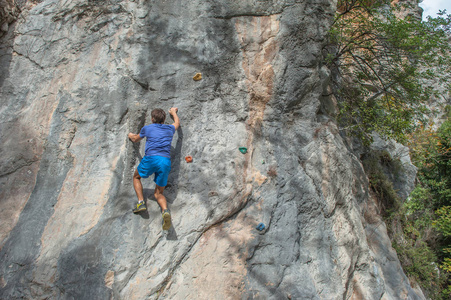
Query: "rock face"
370 134 417 201
0 0 20 36
0 0 423 299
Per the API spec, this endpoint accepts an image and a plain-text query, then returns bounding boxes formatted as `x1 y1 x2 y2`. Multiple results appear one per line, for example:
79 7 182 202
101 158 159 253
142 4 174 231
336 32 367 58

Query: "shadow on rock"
167 126 183 202
166 226 178 241
138 208 150 220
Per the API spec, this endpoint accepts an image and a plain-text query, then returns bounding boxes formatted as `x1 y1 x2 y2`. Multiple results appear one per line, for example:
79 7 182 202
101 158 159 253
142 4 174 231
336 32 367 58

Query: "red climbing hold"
185 155 193 163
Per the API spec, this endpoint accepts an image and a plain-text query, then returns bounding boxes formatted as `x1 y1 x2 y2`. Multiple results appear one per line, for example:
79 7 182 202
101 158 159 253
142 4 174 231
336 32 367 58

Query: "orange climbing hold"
193 73 202 81
185 155 193 163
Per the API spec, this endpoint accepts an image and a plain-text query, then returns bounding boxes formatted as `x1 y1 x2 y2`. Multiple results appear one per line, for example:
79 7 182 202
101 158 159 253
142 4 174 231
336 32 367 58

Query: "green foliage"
359 149 446 296
434 206 451 237
358 149 444 293
442 248 451 275
410 120 451 209
392 238 442 295
434 206 451 278
326 0 451 295
325 0 451 145
391 195 447 299
396 120 451 298
362 150 402 215
391 183 445 298
405 186 429 214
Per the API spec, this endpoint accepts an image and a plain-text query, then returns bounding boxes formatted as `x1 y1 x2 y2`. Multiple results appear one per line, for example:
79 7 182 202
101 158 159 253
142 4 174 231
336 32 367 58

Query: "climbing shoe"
162 209 172 230
132 201 147 214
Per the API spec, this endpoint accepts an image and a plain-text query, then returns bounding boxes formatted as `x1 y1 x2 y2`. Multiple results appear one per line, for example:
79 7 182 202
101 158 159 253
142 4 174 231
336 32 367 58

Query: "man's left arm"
128 133 143 143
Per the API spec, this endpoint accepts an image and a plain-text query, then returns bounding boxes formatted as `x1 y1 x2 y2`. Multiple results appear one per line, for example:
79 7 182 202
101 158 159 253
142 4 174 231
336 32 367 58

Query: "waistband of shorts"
143 155 171 161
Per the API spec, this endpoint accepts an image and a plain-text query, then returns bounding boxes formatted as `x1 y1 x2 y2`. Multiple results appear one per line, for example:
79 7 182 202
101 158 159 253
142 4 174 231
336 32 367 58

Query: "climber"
128 107 180 230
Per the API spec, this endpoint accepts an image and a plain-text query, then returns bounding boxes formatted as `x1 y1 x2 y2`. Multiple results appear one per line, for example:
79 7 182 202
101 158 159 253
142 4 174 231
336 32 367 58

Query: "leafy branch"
324 0 451 145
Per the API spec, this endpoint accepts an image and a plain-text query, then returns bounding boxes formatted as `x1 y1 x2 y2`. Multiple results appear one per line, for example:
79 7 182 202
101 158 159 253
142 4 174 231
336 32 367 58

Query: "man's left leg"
155 185 171 230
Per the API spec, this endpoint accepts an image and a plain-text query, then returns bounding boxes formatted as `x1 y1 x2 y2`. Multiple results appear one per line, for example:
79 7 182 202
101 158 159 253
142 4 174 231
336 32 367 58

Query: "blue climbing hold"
256 223 265 231
239 147 247 154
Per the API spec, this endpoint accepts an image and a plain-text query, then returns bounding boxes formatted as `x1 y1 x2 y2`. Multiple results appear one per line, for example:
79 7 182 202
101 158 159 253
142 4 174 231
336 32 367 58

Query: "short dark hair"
151 108 166 124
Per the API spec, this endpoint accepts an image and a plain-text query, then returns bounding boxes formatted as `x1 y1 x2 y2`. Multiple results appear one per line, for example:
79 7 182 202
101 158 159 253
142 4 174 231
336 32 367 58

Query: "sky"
419 0 451 19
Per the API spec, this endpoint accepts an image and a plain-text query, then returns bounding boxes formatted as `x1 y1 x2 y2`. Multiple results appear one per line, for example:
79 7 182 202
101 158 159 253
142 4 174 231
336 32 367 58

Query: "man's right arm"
169 107 180 130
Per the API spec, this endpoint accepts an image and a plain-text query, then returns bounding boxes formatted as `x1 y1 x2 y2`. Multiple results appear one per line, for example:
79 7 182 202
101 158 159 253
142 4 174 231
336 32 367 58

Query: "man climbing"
128 107 180 230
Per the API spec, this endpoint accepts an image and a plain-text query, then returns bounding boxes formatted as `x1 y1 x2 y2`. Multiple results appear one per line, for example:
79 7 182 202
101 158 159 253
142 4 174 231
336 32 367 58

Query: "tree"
325 2 451 296
324 0 451 145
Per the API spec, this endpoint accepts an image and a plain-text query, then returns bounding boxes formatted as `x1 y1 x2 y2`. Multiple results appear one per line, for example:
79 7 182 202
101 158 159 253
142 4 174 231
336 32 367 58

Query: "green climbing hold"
239 147 247 154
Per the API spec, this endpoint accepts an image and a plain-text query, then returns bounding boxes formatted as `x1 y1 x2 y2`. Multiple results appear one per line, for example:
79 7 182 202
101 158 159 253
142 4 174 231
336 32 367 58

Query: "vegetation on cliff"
400 117 451 298
325 0 451 145
325 0 451 297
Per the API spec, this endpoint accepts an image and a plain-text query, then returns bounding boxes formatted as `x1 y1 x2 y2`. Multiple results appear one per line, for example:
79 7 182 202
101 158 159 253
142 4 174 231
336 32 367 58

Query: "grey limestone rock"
0 0 424 299
370 133 417 201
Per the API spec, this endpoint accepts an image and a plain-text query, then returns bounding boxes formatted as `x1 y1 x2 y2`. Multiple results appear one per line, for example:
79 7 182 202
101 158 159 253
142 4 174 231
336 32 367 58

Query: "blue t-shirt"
139 124 176 158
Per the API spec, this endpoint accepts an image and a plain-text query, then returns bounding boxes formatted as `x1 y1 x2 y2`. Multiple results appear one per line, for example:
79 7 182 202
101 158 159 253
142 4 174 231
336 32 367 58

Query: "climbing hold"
185 155 193 163
208 191 218 197
193 73 202 81
256 223 265 231
262 160 265 164
239 147 247 154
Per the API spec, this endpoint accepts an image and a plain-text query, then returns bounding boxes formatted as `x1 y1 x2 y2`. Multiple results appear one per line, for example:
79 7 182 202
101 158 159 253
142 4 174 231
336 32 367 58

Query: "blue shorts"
137 156 171 187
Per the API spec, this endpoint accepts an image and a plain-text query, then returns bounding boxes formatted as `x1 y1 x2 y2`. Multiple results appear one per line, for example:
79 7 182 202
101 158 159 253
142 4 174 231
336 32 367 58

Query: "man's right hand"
169 107 178 115
169 107 180 130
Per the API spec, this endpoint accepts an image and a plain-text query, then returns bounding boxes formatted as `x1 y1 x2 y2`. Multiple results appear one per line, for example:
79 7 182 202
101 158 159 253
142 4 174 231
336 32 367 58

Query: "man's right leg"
132 169 147 213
